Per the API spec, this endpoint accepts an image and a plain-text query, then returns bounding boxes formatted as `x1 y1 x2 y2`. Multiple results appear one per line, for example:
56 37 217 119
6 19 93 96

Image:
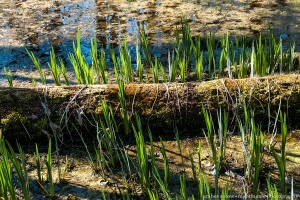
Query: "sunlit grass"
3 67 13 87
21 23 298 86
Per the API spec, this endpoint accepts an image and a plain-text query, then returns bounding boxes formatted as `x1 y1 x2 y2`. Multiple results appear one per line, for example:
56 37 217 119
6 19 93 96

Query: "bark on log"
1 74 300 140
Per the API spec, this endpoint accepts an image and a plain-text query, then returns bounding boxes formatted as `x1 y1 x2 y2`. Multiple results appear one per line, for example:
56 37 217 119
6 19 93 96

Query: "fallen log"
1 74 300 140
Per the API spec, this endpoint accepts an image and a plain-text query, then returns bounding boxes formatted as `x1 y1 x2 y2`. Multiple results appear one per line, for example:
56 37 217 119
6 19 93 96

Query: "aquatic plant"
136 43 143 82
3 67 13 87
23 22 298 86
168 49 179 82
139 30 152 67
48 46 61 86
152 57 159 83
195 51 203 81
219 32 230 77
91 35 108 84
26 49 46 84
69 28 94 84
59 58 69 85
116 69 130 134
119 38 134 83
206 32 216 78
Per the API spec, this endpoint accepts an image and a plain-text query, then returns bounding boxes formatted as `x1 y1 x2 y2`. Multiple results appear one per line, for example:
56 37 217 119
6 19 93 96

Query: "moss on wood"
1 75 300 140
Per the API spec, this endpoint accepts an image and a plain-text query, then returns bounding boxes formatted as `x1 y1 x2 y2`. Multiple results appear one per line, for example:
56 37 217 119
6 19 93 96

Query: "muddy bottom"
1 0 300 86
10 129 300 200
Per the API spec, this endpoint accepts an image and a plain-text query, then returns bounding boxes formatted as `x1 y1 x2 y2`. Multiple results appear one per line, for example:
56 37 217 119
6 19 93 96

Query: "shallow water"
0 0 300 85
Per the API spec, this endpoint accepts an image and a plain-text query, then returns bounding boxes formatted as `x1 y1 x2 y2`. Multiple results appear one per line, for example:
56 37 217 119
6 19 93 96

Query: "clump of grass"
69 28 94 84
4 67 13 87
199 171 211 200
116 38 134 83
34 144 43 184
133 115 150 194
250 124 265 196
59 58 69 85
152 57 159 83
139 30 152 67
26 49 47 84
202 106 229 197
271 111 288 195
267 173 280 200
160 137 170 187
202 105 219 196
180 172 187 200
175 129 184 165
0 131 16 199
31 76 37 87
168 49 179 82
116 70 131 134
91 35 108 84
189 149 197 183
206 32 216 78
195 51 203 81
237 104 266 195
6 142 30 200
136 43 143 82
48 46 61 86
45 139 55 198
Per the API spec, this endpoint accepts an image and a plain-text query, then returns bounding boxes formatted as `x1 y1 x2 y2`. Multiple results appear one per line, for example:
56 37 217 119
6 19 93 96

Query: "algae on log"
1 74 300 140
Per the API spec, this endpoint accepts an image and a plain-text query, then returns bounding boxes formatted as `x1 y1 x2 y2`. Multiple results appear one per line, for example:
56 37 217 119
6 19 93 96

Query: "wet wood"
1 74 300 140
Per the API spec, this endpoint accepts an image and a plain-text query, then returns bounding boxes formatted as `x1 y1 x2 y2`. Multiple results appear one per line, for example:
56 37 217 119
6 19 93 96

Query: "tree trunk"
1 74 300 140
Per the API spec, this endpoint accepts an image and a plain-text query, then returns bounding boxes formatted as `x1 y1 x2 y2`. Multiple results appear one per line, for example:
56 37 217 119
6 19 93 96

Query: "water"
0 0 300 82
